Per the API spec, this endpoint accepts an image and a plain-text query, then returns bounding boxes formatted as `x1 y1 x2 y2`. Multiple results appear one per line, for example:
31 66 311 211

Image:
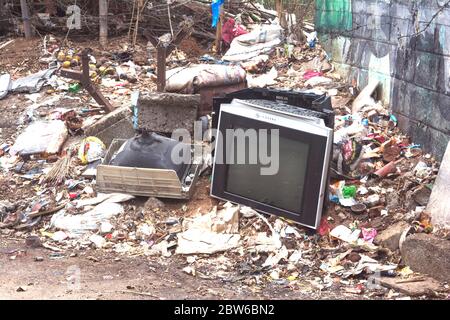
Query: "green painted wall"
315 0 352 31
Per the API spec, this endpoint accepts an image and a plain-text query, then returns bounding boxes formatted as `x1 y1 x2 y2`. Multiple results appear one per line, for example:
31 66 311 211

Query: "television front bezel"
211 100 333 229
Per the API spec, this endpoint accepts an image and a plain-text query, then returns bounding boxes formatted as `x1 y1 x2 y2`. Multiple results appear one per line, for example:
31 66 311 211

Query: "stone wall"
315 0 450 159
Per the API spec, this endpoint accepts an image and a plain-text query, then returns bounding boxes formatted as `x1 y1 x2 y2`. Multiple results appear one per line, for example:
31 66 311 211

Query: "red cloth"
303 70 323 80
318 217 330 236
222 18 247 45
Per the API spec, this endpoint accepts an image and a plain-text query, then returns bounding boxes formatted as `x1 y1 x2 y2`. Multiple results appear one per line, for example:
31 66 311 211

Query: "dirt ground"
0 238 351 300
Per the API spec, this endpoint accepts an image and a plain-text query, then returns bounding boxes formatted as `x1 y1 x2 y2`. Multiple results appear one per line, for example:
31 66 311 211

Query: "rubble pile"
0 7 449 300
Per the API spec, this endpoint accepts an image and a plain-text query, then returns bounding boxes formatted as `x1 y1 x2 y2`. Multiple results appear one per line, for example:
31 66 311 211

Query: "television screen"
225 131 310 214
211 99 333 229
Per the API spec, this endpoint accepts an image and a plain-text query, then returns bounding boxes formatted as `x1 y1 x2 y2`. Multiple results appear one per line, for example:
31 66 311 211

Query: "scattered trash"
78 137 106 164
165 64 246 94
351 203 367 214
305 76 332 87
89 234 107 248
361 228 377 243
50 202 125 237
223 23 282 62
330 225 361 243
11 68 57 94
176 203 241 255
413 161 432 179
222 18 248 45
247 67 278 88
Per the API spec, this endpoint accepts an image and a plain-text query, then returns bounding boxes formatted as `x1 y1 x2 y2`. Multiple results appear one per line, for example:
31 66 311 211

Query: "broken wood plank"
28 203 66 219
379 276 444 297
0 39 14 50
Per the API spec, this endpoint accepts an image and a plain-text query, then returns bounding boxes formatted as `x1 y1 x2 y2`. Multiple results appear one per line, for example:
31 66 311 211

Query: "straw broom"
45 149 72 185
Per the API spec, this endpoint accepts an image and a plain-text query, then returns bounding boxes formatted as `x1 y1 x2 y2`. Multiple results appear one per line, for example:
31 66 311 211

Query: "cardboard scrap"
176 202 241 255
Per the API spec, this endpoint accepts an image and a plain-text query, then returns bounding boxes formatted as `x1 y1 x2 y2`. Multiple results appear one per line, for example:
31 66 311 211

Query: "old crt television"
211 90 334 229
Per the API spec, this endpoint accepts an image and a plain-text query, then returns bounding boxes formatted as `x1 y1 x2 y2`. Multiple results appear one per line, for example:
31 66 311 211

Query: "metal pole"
20 0 32 39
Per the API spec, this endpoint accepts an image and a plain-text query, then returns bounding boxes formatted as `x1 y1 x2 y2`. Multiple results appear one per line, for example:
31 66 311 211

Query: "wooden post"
99 0 108 47
144 23 193 93
215 6 224 54
20 0 32 39
156 46 167 92
275 0 283 20
275 0 287 29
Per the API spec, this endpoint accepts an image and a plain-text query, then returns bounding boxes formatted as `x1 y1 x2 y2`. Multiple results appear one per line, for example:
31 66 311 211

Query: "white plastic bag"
10 120 68 156
50 202 124 237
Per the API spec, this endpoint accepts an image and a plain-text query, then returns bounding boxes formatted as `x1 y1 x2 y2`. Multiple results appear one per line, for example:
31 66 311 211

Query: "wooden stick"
128 0 136 40
215 6 224 53
0 39 14 50
119 290 159 298
395 277 426 284
28 203 67 219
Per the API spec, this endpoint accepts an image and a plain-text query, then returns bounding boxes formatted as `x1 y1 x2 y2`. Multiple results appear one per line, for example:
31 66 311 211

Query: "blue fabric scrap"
211 0 225 28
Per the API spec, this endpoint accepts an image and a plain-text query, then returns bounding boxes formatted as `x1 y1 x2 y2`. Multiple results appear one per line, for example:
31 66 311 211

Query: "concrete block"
84 106 130 137
428 142 450 228
401 233 450 282
94 117 135 148
137 92 199 135
374 221 410 251
83 106 134 147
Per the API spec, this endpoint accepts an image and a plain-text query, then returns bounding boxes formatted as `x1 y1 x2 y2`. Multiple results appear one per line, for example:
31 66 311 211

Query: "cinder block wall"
316 0 450 159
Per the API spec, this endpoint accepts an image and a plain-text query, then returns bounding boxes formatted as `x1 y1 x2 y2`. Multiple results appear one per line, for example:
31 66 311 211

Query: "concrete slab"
428 142 450 229
401 233 450 282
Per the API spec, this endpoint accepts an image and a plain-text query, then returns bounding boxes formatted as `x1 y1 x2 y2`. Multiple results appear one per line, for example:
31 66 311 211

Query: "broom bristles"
45 152 72 185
